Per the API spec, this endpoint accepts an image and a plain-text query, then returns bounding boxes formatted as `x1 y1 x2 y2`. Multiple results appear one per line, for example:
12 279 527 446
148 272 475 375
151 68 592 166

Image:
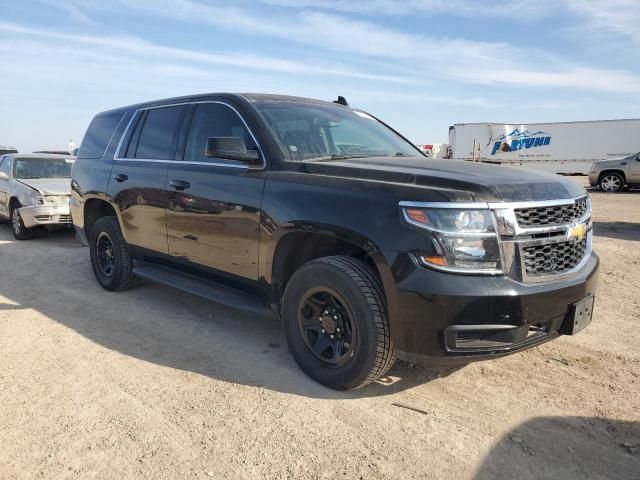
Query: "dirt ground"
0 178 638 480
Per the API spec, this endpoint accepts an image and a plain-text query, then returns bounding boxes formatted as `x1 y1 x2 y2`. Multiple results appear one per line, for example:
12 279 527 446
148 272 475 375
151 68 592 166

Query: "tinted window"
184 103 257 163
78 113 124 159
134 106 185 160
124 111 145 158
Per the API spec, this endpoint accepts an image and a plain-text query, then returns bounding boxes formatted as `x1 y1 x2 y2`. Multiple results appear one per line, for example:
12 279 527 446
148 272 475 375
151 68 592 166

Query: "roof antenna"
333 96 349 106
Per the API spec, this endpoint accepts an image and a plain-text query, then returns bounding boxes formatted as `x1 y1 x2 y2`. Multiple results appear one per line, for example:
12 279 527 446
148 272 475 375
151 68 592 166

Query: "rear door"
108 104 187 254
166 102 265 280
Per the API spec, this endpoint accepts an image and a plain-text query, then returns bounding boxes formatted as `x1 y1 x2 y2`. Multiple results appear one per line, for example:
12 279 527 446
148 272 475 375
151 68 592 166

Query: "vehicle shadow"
593 221 640 241
474 416 640 480
0 226 461 399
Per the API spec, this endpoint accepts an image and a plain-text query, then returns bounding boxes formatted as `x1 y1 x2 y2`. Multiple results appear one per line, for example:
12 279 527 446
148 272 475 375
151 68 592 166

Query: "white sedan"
0 153 74 239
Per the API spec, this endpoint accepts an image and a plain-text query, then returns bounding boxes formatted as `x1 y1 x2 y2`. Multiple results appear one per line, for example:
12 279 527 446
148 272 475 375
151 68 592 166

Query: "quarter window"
78 113 124 159
132 106 186 160
184 104 257 163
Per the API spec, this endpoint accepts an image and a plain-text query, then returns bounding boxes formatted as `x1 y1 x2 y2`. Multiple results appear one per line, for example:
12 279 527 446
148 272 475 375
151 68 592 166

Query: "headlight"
401 204 503 274
35 195 69 205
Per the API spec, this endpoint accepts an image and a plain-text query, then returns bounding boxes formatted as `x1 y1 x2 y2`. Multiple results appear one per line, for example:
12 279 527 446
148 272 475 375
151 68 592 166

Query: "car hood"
17 178 71 196
304 157 585 202
592 158 629 169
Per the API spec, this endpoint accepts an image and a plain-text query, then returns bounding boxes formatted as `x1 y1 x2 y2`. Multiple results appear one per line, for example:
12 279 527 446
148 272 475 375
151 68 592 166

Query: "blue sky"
1 0 639 152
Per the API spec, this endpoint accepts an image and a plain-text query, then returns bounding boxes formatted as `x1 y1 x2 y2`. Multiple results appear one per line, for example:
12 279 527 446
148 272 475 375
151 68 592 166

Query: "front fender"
262 221 402 341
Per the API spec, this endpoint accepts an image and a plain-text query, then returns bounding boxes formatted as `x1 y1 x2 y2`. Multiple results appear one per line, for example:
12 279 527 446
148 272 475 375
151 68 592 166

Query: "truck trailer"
448 119 640 174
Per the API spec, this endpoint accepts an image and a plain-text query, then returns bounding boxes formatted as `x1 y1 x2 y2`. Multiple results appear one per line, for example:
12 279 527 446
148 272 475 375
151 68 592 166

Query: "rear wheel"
282 256 395 390
89 216 138 291
10 203 34 240
599 172 624 192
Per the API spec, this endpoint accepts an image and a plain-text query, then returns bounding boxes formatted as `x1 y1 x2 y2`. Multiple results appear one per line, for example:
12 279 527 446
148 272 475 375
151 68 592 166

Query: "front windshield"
14 158 73 179
254 102 421 161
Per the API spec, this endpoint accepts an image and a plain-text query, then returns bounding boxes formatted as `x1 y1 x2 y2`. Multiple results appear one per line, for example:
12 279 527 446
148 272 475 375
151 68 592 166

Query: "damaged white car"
0 153 74 239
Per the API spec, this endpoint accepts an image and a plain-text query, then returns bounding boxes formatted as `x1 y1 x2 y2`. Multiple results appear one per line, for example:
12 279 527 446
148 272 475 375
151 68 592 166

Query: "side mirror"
205 137 260 165
0 172 8 181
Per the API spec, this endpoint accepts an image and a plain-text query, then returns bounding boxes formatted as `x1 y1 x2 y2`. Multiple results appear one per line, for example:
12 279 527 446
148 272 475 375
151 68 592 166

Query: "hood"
593 157 632 169
17 178 71 196
304 157 584 202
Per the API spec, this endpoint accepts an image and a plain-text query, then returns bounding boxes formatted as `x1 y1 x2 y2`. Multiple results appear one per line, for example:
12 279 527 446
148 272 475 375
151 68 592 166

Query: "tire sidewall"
282 262 382 390
10 205 32 240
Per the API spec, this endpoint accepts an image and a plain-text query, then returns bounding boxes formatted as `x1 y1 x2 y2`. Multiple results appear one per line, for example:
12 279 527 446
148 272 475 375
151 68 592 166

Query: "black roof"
97 93 340 118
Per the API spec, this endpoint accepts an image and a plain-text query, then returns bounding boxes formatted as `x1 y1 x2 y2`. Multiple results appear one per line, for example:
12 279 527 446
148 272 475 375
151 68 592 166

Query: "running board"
132 263 272 316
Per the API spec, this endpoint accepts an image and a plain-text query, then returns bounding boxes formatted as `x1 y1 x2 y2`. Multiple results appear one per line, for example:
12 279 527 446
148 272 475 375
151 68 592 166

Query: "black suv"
71 93 599 390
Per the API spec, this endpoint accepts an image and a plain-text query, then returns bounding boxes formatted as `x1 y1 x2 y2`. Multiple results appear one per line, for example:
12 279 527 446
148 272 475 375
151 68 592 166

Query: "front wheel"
10 204 34 240
599 172 625 192
89 216 138 291
282 256 395 390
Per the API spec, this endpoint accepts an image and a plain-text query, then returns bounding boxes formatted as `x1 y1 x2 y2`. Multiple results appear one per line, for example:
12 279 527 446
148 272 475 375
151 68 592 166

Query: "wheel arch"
598 169 626 184
82 196 123 239
266 224 398 321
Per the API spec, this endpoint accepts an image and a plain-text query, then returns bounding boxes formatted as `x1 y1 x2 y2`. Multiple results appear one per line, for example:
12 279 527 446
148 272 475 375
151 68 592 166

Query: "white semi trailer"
448 119 640 174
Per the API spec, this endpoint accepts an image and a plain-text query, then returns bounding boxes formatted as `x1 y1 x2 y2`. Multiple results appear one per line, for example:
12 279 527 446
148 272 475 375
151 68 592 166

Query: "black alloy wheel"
96 231 116 277
282 256 396 390
298 287 357 367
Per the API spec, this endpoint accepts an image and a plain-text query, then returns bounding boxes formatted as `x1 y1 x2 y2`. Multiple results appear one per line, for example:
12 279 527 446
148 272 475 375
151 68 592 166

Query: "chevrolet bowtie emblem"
568 223 587 242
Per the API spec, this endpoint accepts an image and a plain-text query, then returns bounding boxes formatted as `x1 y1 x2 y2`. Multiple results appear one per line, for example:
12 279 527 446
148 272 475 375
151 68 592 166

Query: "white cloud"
52 0 640 94
0 21 419 85
563 0 640 45
261 0 548 19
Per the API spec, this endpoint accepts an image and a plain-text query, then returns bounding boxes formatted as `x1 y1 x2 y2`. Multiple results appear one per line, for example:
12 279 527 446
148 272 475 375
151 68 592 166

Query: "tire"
10 203 34 240
599 172 625 192
89 216 138 291
282 256 395 390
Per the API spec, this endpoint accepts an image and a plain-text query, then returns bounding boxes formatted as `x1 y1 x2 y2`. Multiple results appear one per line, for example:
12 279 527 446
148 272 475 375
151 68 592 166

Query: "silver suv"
589 152 640 192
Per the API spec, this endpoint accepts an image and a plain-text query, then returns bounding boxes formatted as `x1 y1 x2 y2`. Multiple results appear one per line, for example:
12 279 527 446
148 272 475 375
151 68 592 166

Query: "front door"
629 152 640 184
0 156 13 218
166 102 265 280
108 105 187 254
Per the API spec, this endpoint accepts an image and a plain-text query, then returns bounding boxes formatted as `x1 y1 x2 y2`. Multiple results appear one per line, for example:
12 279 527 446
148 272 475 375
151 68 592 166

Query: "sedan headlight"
35 195 69 205
401 204 503 274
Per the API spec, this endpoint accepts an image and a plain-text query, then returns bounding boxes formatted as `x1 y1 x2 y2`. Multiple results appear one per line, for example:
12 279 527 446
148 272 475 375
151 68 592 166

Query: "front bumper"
588 171 599 186
19 204 72 228
387 251 599 365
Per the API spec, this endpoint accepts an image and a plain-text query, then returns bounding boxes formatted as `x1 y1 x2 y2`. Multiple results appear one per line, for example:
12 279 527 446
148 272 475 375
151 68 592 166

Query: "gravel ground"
0 178 638 479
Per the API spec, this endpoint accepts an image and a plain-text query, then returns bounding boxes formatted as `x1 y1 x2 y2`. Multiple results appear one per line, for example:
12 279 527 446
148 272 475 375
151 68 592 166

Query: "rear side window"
78 113 124 159
131 106 186 160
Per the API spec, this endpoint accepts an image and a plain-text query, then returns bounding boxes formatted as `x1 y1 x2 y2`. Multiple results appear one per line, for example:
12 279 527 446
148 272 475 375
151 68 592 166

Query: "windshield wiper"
306 154 370 162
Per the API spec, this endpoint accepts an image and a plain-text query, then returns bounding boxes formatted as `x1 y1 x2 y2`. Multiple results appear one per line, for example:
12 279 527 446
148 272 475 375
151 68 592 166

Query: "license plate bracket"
569 296 594 335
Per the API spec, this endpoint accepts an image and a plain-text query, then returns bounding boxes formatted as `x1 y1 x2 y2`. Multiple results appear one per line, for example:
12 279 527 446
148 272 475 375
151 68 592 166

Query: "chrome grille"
522 238 587 276
58 215 72 223
514 198 587 228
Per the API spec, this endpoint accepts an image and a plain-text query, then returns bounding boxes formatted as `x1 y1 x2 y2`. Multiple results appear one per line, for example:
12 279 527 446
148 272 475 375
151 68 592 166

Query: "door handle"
169 179 190 191
112 173 128 183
